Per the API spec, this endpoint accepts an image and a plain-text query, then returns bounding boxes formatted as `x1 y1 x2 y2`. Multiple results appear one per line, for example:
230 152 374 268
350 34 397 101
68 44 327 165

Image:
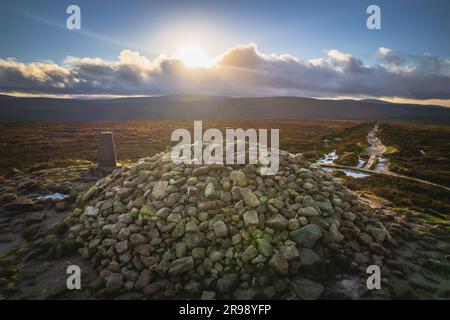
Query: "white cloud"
377 47 392 57
1 44 450 100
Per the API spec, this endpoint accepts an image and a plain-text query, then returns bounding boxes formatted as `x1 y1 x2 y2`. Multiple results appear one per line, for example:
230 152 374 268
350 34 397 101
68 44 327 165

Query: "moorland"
0 119 449 299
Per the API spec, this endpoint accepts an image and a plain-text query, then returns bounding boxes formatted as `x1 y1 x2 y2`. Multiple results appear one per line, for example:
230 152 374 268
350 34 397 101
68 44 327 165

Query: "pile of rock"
65 148 392 299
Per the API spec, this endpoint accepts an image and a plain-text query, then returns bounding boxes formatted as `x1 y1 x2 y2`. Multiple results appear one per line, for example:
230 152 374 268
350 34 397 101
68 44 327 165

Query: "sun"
176 45 211 68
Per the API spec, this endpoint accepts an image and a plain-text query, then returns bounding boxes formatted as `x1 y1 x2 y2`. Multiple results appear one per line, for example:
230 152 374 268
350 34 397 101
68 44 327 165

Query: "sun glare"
176 45 211 68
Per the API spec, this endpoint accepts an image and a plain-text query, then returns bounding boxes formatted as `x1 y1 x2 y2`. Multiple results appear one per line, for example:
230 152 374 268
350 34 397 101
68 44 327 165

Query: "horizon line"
1 92 449 108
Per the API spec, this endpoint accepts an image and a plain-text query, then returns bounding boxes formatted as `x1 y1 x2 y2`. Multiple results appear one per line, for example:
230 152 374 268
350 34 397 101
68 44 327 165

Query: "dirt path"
319 123 450 192
364 123 387 170
318 123 450 192
320 163 450 192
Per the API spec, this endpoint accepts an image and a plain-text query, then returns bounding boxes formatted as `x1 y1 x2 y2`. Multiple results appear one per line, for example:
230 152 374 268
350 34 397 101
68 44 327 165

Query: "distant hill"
0 94 449 125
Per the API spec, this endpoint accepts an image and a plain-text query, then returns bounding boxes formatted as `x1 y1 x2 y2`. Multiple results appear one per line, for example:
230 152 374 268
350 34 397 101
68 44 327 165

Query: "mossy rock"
53 222 70 236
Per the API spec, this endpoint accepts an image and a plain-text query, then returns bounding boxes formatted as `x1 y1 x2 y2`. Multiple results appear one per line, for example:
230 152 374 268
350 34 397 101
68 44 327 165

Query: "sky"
0 0 449 106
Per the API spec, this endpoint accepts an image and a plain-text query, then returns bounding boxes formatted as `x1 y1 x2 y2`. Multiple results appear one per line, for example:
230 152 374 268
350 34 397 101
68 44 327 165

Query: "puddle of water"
322 167 371 179
36 193 68 200
317 150 338 164
342 170 371 178
374 157 388 173
357 159 366 168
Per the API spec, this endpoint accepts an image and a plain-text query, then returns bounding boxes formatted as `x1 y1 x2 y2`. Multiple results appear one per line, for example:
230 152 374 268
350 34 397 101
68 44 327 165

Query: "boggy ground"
0 163 99 299
0 151 449 300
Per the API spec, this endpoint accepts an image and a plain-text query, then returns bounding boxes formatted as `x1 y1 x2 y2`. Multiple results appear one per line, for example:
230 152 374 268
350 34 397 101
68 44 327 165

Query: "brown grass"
0 120 360 174
379 123 450 187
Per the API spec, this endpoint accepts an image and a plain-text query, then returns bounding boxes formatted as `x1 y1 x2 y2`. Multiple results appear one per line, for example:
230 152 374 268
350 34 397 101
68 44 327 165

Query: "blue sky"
1 0 449 63
0 0 449 104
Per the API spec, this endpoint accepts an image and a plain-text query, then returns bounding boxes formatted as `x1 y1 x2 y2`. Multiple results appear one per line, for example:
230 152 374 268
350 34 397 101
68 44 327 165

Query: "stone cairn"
65 147 393 299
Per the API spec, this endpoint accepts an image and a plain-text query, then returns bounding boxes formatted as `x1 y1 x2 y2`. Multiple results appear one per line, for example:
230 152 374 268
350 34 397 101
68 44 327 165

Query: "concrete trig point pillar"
98 132 117 168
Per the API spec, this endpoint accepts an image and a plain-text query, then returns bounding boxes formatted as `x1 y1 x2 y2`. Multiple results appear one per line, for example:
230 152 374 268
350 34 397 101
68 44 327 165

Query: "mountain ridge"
0 94 449 125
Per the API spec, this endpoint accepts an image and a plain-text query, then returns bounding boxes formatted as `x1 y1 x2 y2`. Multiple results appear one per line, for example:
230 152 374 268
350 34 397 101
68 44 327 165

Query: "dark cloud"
1 44 450 100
